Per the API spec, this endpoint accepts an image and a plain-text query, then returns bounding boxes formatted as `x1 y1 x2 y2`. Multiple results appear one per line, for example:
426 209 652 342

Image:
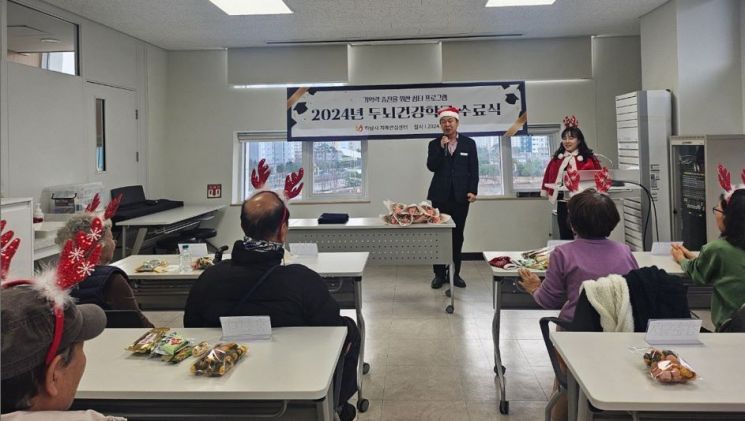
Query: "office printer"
110 185 183 223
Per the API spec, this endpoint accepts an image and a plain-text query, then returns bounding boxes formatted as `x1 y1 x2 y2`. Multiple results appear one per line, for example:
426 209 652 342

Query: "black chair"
539 289 602 421
718 303 745 332
105 310 145 328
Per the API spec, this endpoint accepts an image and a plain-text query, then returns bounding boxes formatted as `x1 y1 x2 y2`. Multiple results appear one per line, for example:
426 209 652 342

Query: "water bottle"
179 245 191 273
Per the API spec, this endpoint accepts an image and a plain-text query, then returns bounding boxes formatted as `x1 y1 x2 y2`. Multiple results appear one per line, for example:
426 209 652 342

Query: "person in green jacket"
672 189 745 330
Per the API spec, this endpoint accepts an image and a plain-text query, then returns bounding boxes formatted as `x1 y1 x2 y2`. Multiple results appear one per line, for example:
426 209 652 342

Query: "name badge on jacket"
459 152 468 156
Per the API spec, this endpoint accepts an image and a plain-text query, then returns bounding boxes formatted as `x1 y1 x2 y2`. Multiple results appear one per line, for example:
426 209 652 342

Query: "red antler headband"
1 193 122 366
594 167 612 194
250 159 305 201
563 115 578 129
717 163 745 202
2 219 103 365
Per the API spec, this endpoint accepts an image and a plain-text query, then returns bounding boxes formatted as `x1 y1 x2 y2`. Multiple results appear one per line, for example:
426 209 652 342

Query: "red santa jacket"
541 153 601 197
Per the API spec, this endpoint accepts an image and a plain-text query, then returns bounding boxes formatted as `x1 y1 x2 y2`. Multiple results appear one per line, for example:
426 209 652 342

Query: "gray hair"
55 214 111 246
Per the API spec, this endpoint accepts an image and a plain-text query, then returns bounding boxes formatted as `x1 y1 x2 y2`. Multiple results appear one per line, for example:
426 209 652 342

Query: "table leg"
353 277 369 413
577 386 591 421
445 262 455 314
493 276 508 414
121 226 128 259
568 370 579 421
131 228 147 256
316 386 334 421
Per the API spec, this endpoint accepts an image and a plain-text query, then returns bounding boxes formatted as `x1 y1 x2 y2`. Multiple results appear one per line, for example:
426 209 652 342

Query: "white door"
86 83 140 193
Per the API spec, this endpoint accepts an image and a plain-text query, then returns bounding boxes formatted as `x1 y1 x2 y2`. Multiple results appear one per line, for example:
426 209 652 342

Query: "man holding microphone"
426 106 479 289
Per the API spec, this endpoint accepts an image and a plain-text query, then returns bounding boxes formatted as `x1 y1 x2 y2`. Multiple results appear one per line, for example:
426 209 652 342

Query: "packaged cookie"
126 328 170 354
643 349 697 384
152 331 190 362
191 343 248 377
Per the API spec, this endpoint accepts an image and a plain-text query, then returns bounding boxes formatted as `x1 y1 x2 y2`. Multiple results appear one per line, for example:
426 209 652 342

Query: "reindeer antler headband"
250 158 305 201
1 194 122 365
717 163 745 203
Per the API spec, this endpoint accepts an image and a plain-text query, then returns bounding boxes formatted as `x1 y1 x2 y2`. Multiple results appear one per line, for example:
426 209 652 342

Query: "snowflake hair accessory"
717 163 745 203
2 218 103 365
250 158 305 201
563 115 578 129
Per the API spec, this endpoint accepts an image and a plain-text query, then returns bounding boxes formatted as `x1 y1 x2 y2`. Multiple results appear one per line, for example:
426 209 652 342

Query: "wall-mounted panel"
348 43 442 85
228 45 348 86
442 37 592 81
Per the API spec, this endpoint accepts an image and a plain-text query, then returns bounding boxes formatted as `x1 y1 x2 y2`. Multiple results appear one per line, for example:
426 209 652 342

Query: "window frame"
475 124 561 198
234 131 368 203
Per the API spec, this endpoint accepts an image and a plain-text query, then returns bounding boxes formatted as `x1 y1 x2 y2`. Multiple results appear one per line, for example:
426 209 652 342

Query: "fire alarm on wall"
207 184 222 199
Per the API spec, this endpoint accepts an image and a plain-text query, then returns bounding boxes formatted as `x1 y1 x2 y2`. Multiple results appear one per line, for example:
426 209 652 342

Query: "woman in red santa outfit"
540 116 601 239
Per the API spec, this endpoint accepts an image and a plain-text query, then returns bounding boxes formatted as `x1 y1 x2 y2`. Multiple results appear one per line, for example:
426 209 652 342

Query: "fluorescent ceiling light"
486 0 555 7
233 82 347 89
209 0 292 15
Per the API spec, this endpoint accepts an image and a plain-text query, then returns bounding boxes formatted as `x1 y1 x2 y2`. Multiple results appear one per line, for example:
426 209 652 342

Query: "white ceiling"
40 0 667 50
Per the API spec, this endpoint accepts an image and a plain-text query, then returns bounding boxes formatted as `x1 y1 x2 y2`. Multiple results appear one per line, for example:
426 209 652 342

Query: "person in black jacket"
183 191 359 421
427 106 479 289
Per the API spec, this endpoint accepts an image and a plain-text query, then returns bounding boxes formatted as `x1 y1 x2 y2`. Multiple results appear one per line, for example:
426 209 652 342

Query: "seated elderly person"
56 214 152 328
1 286 123 420
184 191 360 421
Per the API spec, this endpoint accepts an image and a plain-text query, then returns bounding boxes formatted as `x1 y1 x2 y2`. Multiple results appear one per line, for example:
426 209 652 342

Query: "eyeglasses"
712 207 724 215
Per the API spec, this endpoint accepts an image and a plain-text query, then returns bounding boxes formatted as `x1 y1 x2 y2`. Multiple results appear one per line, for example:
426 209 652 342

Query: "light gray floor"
144 261 714 421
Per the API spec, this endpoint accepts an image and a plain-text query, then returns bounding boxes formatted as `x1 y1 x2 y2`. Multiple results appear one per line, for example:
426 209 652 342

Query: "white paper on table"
289 243 318 256
219 316 272 341
178 243 209 257
651 242 683 256
645 319 702 345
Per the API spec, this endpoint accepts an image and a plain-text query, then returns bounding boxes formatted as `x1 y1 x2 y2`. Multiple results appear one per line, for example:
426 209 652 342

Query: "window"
6 1 79 76
473 125 559 197
236 132 367 202
95 98 106 172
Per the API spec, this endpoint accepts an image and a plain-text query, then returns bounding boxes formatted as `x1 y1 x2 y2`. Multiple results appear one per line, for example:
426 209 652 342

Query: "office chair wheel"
499 400 509 414
446 305 454 314
493 365 506 374
445 289 452 297
363 362 370 375
357 398 369 412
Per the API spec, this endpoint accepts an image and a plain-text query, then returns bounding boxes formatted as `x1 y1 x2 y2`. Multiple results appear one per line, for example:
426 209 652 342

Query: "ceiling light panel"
486 0 556 7
209 0 292 15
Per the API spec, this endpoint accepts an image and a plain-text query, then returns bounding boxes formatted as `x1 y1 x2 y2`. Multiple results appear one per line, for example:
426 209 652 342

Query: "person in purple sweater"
518 189 639 321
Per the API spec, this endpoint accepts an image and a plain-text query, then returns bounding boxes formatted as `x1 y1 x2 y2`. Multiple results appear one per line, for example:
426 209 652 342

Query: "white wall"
146 45 169 197
1 0 8 196
676 0 742 135
349 43 442 84
592 36 642 166
742 1 745 133
1 0 168 203
641 0 744 136
161 36 640 253
640 0 679 133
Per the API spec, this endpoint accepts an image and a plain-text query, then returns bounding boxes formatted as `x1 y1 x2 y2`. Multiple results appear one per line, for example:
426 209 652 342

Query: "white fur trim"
577 155 584 162
438 111 459 120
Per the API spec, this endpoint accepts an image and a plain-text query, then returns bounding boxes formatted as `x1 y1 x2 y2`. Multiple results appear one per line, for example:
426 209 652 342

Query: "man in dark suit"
427 106 479 289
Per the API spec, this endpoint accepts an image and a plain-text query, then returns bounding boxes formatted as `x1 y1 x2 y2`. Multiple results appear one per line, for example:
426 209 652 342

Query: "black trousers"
338 316 361 405
431 196 470 278
556 200 574 240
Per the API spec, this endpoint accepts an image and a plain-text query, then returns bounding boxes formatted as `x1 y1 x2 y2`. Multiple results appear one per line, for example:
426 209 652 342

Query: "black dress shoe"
431 275 446 289
454 276 467 288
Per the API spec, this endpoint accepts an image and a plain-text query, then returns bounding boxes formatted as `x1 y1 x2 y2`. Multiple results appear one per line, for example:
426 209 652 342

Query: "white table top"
482 251 685 277
112 252 369 279
116 205 226 226
76 326 346 401
550 332 745 412
289 217 455 230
